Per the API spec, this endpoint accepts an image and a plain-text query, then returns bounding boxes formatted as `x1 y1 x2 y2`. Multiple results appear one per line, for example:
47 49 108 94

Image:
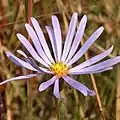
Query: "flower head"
50 62 68 78
1 13 120 98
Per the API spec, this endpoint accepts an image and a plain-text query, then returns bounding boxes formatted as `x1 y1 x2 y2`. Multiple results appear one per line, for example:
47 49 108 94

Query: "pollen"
50 62 68 78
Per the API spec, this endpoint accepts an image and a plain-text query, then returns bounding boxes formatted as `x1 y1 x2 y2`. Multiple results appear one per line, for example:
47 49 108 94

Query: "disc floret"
50 62 68 78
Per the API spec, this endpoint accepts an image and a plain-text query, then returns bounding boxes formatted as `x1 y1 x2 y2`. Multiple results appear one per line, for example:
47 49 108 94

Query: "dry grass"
0 0 120 119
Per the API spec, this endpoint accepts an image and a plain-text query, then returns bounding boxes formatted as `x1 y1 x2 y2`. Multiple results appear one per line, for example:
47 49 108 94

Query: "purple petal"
53 79 61 98
67 27 104 66
0 73 40 85
24 57 51 74
70 46 113 71
63 76 95 96
79 56 120 72
25 24 52 65
91 67 113 73
17 34 49 67
46 26 57 61
30 17 55 63
65 15 87 63
6 52 38 71
52 16 62 61
16 50 50 73
61 13 78 62
39 76 56 91
69 67 113 75
17 50 27 58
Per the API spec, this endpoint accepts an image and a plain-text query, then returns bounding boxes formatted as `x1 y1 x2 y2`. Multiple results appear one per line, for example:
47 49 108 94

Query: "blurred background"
0 0 120 120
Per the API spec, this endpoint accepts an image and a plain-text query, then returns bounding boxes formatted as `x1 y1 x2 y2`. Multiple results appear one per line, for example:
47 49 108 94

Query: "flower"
1 12 120 98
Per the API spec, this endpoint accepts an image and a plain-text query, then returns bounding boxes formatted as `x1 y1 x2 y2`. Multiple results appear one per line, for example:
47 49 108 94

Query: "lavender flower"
1 13 120 98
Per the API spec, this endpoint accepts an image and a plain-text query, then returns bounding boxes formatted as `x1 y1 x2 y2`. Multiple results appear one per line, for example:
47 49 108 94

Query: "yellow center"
50 62 68 78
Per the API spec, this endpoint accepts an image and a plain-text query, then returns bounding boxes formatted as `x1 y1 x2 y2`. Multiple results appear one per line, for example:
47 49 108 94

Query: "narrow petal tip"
38 85 44 92
111 45 114 49
30 17 35 21
80 15 87 25
30 17 39 26
16 33 22 39
25 23 29 28
51 15 58 21
99 26 104 31
82 15 87 21
5 51 11 57
73 12 78 17
109 45 114 53
82 90 95 96
88 90 96 96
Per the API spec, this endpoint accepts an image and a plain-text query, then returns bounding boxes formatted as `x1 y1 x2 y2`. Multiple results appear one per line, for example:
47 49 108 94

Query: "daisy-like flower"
1 12 120 98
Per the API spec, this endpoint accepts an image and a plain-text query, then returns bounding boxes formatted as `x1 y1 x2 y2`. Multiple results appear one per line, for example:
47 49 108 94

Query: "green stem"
55 98 60 120
27 79 32 120
24 0 33 120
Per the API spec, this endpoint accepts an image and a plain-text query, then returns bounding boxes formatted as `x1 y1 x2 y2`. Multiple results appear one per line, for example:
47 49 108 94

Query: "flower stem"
25 0 33 120
27 78 32 120
81 39 105 120
55 98 60 120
